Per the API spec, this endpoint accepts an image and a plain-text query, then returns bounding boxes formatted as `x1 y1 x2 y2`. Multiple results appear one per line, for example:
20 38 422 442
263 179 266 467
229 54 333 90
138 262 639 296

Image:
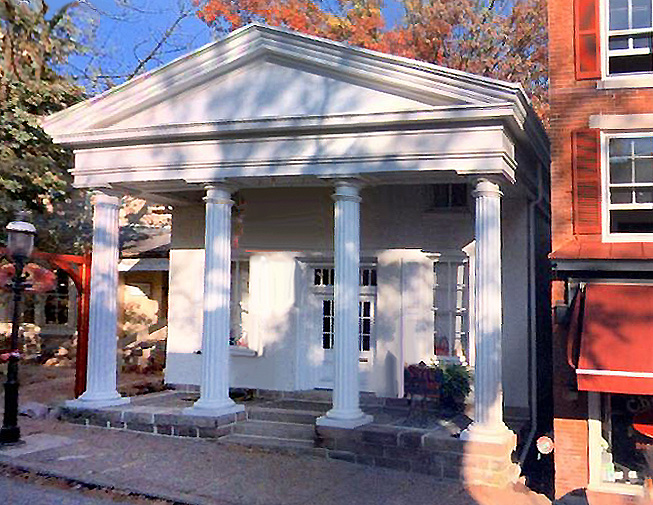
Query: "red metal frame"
0 247 91 398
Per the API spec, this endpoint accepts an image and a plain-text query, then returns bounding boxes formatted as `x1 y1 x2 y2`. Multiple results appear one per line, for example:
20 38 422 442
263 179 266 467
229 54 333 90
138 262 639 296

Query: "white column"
185 185 244 417
461 179 513 443
67 191 128 408
317 181 372 429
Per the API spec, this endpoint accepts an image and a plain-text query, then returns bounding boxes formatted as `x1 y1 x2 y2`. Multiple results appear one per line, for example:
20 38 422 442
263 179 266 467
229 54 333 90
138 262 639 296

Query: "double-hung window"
433 253 470 363
604 134 653 237
314 266 377 352
607 0 653 75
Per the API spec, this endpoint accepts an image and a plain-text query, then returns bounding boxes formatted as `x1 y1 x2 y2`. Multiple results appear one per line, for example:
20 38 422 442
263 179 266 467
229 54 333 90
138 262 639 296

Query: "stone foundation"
60 405 245 439
317 424 519 487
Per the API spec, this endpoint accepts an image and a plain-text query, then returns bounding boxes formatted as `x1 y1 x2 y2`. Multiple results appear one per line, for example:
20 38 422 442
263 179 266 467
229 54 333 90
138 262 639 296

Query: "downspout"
518 161 545 468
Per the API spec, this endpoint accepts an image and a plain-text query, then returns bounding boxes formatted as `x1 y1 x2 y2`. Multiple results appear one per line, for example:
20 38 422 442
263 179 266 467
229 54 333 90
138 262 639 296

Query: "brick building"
549 0 653 502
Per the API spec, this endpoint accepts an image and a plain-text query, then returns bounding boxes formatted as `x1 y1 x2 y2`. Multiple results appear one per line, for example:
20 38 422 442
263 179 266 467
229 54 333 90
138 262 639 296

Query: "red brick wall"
548 0 653 498
548 0 653 252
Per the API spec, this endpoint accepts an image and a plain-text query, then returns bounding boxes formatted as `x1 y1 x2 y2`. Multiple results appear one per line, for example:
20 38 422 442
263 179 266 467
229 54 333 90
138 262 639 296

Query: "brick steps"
247 406 322 425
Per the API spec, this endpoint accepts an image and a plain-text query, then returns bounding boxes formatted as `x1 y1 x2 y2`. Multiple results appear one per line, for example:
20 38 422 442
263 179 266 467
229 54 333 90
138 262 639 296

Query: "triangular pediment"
42 24 528 137
109 60 451 129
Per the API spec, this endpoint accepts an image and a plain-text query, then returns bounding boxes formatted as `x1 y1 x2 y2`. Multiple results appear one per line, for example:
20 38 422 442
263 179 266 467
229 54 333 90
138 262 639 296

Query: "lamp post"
0 215 35 445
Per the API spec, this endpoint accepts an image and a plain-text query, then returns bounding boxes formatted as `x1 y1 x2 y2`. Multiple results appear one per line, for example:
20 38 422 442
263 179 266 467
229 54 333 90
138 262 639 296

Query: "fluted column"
317 181 372 429
461 179 513 443
186 185 244 416
67 191 128 408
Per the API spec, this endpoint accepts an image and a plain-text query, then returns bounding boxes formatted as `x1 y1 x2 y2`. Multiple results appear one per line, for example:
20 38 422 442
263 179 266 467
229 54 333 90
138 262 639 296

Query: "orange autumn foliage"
194 0 548 124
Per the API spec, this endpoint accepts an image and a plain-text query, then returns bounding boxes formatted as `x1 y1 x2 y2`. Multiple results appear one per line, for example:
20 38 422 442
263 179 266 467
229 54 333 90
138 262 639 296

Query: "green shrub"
438 363 472 410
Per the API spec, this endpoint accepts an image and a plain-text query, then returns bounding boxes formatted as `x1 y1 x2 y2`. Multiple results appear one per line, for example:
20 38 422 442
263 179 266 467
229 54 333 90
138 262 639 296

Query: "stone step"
247 406 321 425
265 399 330 412
233 420 316 441
220 434 326 457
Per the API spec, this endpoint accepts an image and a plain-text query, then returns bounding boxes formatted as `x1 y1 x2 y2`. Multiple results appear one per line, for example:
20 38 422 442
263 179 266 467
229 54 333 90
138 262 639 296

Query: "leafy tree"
0 0 90 251
195 0 548 121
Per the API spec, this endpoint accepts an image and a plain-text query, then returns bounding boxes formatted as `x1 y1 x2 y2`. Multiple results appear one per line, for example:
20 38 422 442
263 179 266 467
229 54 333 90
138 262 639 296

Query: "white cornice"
41 24 532 137
49 104 522 147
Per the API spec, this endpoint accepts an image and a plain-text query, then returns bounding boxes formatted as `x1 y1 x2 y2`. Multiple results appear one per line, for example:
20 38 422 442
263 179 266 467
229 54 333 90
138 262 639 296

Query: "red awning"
573 283 653 395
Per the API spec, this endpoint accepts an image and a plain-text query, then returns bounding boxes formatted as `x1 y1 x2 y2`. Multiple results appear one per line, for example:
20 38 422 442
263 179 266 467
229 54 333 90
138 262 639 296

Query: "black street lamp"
0 215 35 445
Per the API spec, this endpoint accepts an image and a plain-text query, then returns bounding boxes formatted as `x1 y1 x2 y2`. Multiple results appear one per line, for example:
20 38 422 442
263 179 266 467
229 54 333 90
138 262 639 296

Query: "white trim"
587 392 645 496
577 368 653 378
600 131 653 242
590 113 653 129
599 0 653 83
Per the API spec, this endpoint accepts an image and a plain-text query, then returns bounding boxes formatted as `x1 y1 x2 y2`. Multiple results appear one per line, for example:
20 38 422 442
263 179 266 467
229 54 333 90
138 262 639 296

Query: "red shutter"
574 0 601 80
572 129 602 235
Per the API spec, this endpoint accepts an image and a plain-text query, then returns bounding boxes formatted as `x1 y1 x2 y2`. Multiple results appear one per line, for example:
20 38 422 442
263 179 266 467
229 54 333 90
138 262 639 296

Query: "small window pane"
632 33 653 48
611 188 633 203
609 0 629 30
610 53 653 73
634 137 653 156
450 184 468 207
632 0 652 29
635 188 653 203
610 160 632 183
635 159 653 182
609 35 630 50
610 138 631 157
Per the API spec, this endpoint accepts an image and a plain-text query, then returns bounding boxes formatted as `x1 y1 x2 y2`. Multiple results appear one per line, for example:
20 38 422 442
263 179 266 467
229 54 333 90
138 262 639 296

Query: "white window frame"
587 392 646 496
432 251 471 365
599 0 653 87
601 131 653 242
309 263 378 353
230 258 250 347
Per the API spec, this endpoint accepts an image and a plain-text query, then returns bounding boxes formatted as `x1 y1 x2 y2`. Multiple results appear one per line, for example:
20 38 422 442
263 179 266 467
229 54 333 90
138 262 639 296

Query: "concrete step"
220 434 326 457
247 406 321 425
233 420 316 441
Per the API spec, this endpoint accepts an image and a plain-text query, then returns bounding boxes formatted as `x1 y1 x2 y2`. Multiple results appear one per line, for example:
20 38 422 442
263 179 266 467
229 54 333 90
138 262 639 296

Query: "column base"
316 411 373 429
66 392 130 409
183 399 244 417
459 421 515 445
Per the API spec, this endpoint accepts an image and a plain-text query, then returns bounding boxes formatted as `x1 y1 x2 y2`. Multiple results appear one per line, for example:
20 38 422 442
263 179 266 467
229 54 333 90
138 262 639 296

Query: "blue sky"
45 0 407 93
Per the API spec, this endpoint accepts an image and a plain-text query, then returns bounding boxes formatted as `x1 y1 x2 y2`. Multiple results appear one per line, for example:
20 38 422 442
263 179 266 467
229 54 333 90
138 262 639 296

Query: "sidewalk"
0 416 551 505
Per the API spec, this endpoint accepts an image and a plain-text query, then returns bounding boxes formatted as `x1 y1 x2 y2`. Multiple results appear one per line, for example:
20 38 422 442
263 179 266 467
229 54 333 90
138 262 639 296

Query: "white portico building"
43 24 550 443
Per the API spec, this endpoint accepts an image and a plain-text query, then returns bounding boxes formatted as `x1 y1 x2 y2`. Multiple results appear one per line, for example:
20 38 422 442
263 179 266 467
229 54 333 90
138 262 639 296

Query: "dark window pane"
610 137 631 157
361 269 369 286
636 188 653 203
609 35 630 50
635 159 653 182
362 319 371 334
611 209 653 232
632 33 653 48
609 53 653 73
370 269 377 286
611 188 633 203
431 185 449 208
323 334 331 349
362 302 371 317
361 335 370 352
450 184 468 207
610 160 632 183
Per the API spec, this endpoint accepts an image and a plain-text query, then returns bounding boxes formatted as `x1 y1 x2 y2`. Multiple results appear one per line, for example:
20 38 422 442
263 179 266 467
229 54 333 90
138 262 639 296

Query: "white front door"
311 266 376 391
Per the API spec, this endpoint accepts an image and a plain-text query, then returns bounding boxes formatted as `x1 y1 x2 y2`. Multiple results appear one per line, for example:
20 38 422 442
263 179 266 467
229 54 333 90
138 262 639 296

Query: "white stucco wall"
165 184 531 409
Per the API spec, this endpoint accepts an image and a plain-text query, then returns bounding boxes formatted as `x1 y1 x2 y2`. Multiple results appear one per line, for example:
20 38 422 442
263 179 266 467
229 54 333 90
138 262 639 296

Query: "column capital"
472 178 503 199
91 190 121 208
204 184 235 205
332 179 363 203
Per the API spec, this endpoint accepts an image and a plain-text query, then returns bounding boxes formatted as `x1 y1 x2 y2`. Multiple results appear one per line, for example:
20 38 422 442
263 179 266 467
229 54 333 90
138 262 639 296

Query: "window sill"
597 75 653 89
587 482 643 497
229 346 257 357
